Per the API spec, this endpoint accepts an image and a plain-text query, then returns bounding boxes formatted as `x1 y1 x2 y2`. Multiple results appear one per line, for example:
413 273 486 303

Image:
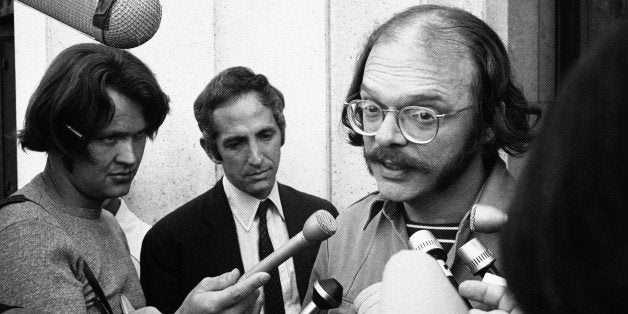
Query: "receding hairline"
375 10 473 58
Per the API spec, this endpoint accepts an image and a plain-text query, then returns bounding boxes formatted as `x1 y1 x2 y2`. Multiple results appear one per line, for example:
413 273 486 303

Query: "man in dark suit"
141 66 338 314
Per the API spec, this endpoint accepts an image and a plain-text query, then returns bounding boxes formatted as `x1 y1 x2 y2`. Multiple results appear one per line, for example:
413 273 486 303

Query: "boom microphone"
469 204 508 234
300 278 343 314
18 0 162 49
382 250 469 313
243 210 336 278
409 231 472 309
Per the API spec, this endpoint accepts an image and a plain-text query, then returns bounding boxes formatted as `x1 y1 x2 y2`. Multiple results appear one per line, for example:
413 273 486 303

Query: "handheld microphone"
409 230 472 309
300 278 343 314
244 210 336 278
469 204 508 234
382 250 469 313
457 238 506 286
18 0 162 48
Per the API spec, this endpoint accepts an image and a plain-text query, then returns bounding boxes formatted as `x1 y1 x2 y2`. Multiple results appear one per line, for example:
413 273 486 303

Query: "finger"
197 269 240 292
459 281 510 309
247 293 264 314
214 272 269 309
253 293 264 314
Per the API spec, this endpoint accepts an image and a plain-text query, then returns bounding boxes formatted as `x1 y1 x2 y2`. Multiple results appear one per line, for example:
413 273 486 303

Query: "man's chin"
375 179 427 203
246 181 274 199
102 184 132 199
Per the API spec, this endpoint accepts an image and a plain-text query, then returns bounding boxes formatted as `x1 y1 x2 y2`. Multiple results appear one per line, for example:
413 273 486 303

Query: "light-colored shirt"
223 176 301 314
114 199 151 278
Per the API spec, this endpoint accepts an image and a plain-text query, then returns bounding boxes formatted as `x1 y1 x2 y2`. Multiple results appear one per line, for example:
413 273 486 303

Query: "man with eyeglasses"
305 5 541 312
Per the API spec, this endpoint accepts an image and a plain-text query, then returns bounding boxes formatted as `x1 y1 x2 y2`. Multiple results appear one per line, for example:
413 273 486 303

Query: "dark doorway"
0 0 16 199
556 0 628 89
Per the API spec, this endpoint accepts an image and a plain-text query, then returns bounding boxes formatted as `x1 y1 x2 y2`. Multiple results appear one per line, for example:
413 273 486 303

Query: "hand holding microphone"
458 281 521 314
243 210 337 278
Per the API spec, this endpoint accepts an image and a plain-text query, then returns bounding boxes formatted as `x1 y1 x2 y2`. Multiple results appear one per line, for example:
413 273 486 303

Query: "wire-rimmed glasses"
345 97 474 144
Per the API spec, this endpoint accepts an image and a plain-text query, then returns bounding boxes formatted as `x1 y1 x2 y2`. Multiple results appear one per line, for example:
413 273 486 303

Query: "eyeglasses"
345 96 474 144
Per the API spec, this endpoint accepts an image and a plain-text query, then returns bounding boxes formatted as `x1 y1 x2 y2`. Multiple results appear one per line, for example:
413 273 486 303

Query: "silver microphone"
18 0 162 48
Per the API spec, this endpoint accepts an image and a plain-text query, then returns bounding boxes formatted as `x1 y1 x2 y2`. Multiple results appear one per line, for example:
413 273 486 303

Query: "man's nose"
115 139 139 166
248 141 264 166
374 112 407 146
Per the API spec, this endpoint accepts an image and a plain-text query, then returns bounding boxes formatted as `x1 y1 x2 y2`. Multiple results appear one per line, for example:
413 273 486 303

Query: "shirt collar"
362 194 402 230
223 175 284 232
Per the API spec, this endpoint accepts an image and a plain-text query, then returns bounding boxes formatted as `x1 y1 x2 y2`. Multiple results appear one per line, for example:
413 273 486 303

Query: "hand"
176 269 270 314
458 280 522 314
353 282 382 314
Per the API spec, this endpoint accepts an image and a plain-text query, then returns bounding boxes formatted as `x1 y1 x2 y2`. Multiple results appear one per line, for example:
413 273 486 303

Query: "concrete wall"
14 0 552 224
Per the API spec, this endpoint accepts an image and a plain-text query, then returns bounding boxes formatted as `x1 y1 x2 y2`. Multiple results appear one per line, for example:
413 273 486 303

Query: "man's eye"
133 131 147 141
407 108 436 123
225 142 242 150
361 103 381 116
260 132 274 140
101 136 119 145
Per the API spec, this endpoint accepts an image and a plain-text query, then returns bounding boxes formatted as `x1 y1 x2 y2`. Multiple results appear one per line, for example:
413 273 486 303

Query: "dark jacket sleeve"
140 225 187 314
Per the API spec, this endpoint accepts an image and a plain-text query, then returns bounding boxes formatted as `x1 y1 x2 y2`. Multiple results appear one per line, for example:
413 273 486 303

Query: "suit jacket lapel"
279 183 312 301
201 179 245 274
279 183 307 238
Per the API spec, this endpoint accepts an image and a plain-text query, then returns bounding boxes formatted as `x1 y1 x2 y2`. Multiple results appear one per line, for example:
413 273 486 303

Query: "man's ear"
200 137 222 164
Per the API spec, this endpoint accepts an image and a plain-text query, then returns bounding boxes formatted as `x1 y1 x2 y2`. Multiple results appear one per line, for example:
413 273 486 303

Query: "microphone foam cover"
19 0 162 49
382 250 468 314
302 210 337 243
470 204 508 234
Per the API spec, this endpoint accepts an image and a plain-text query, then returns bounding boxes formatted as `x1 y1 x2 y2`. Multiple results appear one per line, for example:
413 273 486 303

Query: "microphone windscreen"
470 204 508 234
313 278 343 310
302 210 337 242
382 250 468 314
18 0 161 48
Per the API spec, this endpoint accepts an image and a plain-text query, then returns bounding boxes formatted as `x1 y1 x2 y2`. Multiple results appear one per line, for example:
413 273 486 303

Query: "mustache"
363 147 429 172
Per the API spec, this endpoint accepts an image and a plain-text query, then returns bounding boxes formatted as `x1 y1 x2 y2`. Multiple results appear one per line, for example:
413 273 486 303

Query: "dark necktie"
257 199 285 314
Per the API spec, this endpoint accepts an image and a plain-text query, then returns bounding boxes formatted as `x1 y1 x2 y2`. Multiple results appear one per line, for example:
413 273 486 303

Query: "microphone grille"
314 210 337 235
105 0 162 48
409 230 444 254
302 210 337 243
456 238 496 275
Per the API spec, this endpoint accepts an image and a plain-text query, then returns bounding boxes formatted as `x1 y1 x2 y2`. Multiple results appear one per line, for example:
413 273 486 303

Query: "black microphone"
300 278 343 314
409 230 472 309
18 0 162 48
457 238 506 286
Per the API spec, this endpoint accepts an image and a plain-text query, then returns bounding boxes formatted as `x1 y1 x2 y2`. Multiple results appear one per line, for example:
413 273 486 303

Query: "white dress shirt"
113 199 151 277
223 176 301 314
